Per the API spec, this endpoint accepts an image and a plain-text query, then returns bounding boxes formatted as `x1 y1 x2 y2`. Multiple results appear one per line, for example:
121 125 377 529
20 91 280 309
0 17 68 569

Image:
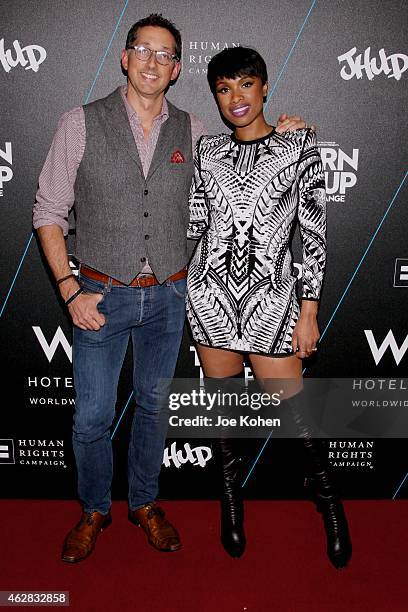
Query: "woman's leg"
248 353 352 569
249 353 302 378
249 353 302 399
196 344 244 377
196 344 246 558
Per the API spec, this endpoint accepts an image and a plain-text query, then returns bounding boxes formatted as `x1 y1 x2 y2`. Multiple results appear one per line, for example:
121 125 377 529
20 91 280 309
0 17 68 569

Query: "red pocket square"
170 150 185 163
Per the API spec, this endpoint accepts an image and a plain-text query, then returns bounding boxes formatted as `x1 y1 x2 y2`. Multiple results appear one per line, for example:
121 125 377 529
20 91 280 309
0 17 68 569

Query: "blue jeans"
72 270 186 514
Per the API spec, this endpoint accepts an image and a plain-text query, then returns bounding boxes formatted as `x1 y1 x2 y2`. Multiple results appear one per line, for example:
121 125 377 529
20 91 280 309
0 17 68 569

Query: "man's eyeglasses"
127 45 179 66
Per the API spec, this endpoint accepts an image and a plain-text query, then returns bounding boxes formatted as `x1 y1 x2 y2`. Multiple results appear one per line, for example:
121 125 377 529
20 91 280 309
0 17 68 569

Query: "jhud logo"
0 142 12 197
318 141 359 203
0 38 47 73
338 47 407 81
163 442 212 469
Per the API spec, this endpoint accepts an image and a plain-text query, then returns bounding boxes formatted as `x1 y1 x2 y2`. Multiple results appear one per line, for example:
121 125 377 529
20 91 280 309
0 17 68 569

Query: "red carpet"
1 500 407 611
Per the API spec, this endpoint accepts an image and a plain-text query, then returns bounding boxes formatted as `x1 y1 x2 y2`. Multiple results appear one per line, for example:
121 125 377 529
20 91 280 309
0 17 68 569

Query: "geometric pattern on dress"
187 128 326 355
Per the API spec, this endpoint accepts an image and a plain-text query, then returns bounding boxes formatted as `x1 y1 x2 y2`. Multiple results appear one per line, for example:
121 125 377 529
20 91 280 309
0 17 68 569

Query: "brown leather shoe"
61 511 112 563
128 503 181 552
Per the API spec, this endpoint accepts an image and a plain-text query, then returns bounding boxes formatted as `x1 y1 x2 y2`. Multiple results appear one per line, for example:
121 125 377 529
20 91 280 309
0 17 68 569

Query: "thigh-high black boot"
214 436 246 558
287 392 352 569
206 373 246 558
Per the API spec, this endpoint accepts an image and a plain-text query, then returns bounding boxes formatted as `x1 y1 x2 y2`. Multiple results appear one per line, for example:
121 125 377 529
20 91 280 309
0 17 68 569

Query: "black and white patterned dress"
186 128 326 355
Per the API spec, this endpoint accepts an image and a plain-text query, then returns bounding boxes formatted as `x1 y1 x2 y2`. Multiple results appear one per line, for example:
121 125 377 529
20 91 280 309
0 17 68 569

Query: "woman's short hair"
207 46 268 95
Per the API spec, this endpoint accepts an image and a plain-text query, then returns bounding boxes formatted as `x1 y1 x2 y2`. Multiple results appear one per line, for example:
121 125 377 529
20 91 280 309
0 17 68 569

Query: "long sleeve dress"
186 127 326 356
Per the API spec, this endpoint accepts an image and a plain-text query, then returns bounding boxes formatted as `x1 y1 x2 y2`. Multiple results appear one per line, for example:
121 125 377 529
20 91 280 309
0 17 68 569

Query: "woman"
186 47 352 568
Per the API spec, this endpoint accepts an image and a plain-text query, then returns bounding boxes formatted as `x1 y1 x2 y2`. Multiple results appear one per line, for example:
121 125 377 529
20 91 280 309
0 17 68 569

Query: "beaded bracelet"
65 287 84 306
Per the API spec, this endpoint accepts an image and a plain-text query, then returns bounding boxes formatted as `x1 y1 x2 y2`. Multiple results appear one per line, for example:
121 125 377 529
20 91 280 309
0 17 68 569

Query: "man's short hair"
207 46 268 95
125 14 182 60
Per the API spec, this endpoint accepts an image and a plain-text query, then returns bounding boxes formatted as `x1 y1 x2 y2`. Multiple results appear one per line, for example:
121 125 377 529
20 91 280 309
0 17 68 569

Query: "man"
33 13 308 563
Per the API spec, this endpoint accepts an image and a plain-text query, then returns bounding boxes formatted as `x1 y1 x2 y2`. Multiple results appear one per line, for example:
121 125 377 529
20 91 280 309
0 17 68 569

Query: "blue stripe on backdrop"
243 170 408 487
393 472 408 500
265 0 318 109
318 170 408 347
84 0 130 105
0 0 130 321
242 431 274 489
111 391 133 440
301 169 408 374
0 233 34 319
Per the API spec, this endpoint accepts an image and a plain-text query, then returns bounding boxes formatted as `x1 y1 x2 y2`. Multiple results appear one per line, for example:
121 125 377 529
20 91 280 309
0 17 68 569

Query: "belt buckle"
134 274 152 287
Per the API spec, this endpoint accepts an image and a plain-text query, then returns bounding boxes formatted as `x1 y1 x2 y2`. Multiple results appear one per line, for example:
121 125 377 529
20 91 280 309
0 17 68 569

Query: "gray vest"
74 87 193 284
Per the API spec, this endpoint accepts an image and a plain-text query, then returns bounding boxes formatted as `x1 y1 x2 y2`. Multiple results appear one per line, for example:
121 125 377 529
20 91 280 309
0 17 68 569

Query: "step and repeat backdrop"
1 0 407 500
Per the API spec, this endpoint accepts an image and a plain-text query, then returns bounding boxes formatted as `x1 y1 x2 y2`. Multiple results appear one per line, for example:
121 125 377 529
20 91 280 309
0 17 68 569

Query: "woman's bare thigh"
196 344 244 377
249 353 303 398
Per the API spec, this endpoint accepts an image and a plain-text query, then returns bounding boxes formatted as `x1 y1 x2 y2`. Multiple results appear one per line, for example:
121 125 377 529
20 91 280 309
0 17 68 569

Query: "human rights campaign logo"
0 439 15 464
394 259 408 287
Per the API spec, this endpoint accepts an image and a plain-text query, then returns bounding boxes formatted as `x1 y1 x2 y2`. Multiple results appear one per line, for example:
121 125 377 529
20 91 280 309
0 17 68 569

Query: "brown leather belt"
80 265 187 287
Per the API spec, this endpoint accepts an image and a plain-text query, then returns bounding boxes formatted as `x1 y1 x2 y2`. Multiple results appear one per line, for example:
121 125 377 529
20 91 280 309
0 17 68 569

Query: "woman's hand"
292 301 320 359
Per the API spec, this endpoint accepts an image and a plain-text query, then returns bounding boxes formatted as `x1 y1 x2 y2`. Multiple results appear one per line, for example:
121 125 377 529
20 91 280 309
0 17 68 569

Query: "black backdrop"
1 0 407 500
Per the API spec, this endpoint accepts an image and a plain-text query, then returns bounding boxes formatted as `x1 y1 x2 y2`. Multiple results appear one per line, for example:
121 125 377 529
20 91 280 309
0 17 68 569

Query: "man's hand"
276 113 316 134
67 291 106 331
58 275 106 331
36 225 105 331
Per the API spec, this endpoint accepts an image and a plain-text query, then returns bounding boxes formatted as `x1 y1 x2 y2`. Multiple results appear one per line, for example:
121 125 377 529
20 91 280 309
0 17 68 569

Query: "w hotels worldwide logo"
337 47 408 81
0 38 47 73
364 330 408 366
0 142 12 197
33 326 72 363
318 142 358 203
